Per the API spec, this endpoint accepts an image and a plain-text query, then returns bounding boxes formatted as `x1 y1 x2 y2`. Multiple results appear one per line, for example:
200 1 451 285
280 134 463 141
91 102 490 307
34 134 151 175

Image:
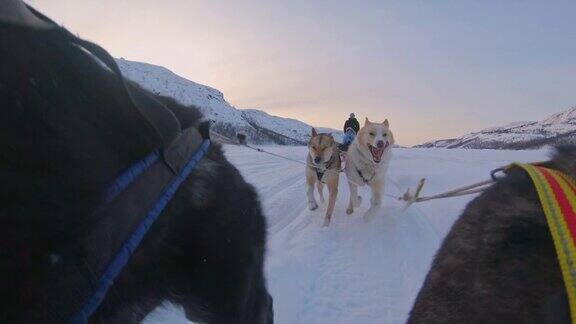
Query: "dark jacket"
344 117 360 133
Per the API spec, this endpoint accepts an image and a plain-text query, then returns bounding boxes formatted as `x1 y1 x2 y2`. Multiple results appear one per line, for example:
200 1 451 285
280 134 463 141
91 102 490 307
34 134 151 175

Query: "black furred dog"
409 146 575 324
0 3 272 323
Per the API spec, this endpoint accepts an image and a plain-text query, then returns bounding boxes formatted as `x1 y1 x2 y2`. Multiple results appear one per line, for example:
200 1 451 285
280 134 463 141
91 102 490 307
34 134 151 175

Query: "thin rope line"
212 130 494 204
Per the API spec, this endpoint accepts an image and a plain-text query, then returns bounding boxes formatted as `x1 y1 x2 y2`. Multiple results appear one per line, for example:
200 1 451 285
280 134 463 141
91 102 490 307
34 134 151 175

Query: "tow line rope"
243 143 344 174
398 178 495 210
240 139 494 207
212 131 553 210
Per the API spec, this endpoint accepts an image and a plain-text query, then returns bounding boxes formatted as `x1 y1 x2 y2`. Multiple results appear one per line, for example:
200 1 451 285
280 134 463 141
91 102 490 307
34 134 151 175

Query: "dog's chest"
346 151 390 185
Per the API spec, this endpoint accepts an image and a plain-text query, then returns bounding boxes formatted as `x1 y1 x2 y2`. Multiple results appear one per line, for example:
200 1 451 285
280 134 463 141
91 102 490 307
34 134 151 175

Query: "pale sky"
31 0 576 145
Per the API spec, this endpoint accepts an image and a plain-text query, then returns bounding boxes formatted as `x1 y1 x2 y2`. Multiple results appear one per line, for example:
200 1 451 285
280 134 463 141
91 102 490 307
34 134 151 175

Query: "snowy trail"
144 146 549 324
238 147 441 324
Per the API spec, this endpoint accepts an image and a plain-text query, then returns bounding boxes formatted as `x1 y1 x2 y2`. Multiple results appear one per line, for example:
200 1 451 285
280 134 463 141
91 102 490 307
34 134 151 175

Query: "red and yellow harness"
514 163 576 322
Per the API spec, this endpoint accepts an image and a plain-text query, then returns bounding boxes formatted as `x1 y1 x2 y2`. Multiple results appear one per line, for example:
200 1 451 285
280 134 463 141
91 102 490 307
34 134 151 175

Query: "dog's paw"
308 201 318 211
322 217 331 227
346 207 354 215
363 209 377 223
362 214 374 223
355 196 362 207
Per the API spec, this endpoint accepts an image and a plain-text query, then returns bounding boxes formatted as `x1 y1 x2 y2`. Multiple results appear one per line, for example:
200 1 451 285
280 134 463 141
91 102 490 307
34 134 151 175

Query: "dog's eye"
369 132 375 136
383 133 387 137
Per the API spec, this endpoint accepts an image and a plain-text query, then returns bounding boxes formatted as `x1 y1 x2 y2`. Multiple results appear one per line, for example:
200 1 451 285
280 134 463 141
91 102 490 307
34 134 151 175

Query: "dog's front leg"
346 181 361 215
363 180 383 222
306 175 318 210
316 181 325 204
323 177 339 227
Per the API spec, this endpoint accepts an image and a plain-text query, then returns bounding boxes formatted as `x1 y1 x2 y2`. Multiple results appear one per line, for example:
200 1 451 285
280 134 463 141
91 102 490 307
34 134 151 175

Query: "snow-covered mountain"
415 106 576 149
116 58 341 145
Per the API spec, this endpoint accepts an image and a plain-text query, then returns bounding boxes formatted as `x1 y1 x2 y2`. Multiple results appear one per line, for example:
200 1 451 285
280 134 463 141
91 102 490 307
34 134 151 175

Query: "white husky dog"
345 118 394 222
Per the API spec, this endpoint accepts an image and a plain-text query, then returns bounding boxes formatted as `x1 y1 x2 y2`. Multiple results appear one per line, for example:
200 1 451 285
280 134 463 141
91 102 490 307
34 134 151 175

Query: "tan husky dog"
306 128 341 227
345 118 394 222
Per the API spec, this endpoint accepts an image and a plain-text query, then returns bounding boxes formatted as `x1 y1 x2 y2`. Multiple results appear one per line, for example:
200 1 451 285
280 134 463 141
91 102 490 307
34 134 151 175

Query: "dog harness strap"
357 169 366 183
71 129 210 323
316 170 324 181
315 164 326 181
357 168 372 183
313 154 336 182
514 163 576 322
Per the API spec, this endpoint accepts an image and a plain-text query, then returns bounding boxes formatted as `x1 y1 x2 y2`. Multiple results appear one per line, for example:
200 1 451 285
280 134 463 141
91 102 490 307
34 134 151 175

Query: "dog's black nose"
314 157 321 164
377 140 385 148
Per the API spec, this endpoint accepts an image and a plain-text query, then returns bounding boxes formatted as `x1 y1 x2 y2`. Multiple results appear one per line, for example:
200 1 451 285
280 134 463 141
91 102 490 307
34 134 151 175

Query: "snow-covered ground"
144 146 550 324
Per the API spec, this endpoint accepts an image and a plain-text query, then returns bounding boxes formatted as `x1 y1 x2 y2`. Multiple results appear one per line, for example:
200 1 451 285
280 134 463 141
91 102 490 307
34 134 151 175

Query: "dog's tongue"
370 145 384 162
370 142 389 162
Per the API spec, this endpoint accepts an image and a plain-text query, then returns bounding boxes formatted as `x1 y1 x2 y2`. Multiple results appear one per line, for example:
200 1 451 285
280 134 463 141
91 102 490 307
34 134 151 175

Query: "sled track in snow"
144 146 548 324
227 146 441 324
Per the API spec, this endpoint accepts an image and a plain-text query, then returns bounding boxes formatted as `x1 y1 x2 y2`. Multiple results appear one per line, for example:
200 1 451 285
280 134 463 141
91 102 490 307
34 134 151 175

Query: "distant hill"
116 58 341 145
415 106 576 149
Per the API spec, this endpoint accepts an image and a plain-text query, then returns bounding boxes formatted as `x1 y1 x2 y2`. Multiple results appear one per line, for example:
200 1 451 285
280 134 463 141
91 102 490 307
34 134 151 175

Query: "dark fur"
409 146 576 323
0 20 272 323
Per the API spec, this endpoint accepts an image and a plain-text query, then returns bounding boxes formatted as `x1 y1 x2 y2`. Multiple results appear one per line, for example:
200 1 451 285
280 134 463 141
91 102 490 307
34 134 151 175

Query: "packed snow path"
144 146 548 324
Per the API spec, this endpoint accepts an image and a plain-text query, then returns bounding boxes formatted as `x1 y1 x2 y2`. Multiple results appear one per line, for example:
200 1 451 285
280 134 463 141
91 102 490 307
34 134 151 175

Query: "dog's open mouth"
369 142 389 163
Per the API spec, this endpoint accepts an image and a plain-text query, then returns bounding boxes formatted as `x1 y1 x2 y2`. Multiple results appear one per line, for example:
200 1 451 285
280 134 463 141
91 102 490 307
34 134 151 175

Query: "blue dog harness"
19 7 214 322
71 131 210 323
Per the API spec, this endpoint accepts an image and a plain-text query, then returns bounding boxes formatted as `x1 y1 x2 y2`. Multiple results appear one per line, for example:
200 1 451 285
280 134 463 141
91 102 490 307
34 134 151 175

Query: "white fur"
344 123 393 222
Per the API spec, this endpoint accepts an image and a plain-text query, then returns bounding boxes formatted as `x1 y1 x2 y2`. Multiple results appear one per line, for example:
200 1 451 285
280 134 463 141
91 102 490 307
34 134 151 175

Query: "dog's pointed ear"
383 119 389 127
311 128 318 137
364 117 370 126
